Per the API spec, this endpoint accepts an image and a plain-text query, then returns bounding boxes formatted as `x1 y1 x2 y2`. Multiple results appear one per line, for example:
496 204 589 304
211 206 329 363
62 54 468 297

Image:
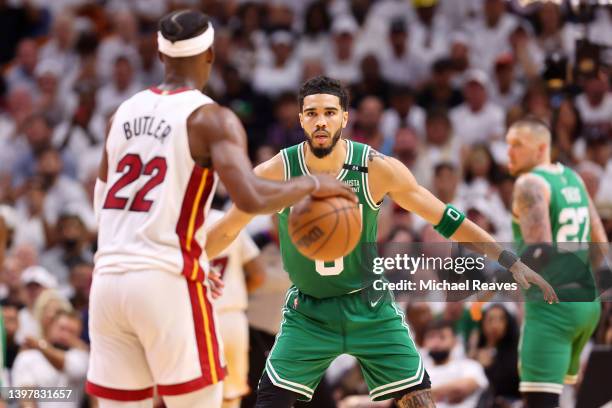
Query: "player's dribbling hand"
311 174 358 203
208 271 225 299
509 261 559 304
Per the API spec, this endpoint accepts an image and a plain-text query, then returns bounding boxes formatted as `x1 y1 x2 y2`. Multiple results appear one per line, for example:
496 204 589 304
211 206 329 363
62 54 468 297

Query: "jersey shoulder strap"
280 143 305 180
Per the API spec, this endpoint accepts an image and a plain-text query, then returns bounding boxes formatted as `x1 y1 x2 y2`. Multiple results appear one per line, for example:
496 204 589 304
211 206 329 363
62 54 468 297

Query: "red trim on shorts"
202 283 226 381
157 376 208 396
176 167 214 281
186 280 226 386
86 380 154 401
149 86 193 95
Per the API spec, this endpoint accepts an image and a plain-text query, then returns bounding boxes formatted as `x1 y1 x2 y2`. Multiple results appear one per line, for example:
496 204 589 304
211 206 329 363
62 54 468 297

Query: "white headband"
157 25 215 58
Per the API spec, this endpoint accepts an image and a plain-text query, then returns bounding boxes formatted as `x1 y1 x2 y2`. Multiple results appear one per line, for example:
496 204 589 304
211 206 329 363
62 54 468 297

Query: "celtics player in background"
507 118 608 408
206 76 556 408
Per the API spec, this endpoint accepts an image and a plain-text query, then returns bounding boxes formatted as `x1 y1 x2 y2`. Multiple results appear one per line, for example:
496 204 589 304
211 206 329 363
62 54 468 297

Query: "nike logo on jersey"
370 294 383 308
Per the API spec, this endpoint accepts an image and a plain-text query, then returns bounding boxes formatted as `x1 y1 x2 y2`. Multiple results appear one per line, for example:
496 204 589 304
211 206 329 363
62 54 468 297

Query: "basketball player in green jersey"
507 118 607 408
206 76 557 408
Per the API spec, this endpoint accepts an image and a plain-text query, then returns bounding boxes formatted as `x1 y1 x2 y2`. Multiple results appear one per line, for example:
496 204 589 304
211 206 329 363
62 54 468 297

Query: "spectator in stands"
40 213 94 293
67 262 92 313
450 69 505 146
381 86 426 141
0 86 35 177
53 83 105 176
410 0 450 68
325 15 362 85
413 109 461 189
405 302 434 348
137 31 163 87
469 304 520 407
0 0 42 64
95 55 142 121
350 54 391 109
96 9 140 81
468 0 519 72
266 92 303 151
34 59 77 125
12 310 88 408
253 31 301 98
5 39 39 92
16 265 57 342
39 12 78 89
349 96 389 154
533 1 577 60
490 53 524 111
379 18 428 88
575 70 612 128
12 114 77 188
418 58 464 112
423 319 489 408
297 1 331 61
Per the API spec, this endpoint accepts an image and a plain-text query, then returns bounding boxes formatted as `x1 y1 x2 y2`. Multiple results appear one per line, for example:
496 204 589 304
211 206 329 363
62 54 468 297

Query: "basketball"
288 195 361 262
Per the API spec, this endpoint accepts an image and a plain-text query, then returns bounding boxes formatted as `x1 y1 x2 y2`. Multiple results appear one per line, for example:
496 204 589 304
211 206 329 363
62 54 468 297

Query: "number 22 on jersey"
103 153 167 212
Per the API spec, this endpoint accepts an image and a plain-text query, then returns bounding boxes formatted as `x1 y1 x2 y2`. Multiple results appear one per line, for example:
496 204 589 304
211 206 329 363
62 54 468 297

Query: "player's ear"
342 110 348 128
206 47 215 64
298 112 304 128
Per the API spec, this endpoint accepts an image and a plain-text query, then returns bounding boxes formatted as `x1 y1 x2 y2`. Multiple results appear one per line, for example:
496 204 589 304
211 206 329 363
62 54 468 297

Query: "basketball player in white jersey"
207 207 265 408
86 10 355 408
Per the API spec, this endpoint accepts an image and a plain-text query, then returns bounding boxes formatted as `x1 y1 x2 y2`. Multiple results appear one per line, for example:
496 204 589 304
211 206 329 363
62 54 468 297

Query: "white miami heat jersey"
96 87 218 282
206 209 260 312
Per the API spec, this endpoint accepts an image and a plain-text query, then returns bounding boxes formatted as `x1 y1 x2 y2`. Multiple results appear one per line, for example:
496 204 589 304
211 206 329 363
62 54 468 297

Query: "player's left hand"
208 270 224 299
509 261 559 304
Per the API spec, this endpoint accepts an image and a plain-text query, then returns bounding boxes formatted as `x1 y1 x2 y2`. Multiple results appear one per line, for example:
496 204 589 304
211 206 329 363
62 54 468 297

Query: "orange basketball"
288 196 362 262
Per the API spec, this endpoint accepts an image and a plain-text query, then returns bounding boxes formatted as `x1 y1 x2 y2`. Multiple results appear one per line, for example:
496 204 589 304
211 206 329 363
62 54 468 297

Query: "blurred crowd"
0 0 611 407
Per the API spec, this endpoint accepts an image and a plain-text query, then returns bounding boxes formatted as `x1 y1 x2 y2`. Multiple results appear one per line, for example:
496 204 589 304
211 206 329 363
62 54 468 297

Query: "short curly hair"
298 75 349 111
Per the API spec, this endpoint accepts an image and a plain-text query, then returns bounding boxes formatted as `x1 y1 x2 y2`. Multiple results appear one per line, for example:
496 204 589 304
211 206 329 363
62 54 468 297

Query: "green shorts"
265 286 426 402
519 301 601 394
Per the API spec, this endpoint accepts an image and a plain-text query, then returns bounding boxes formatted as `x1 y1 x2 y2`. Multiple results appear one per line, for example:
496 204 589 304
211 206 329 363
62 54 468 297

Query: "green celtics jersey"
512 164 596 300
278 140 380 298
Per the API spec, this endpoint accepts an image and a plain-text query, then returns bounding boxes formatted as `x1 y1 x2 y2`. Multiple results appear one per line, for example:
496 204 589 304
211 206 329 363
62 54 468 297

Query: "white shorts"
217 310 249 400
86 270 225 401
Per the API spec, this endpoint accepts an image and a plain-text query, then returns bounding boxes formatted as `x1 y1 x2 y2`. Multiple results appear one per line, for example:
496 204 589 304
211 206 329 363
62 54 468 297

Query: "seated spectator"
266 92 303 151
67 262 92 313
348 96 389 154
96 9 141 82
423 319 489 408
33 59 77 125
350 54 391 109
5 38 39 92
381 86 426 141
413 109 461 189
12 310 88 408
324 15 362 85
490 53 524 111
94 55 142 121
418 58 463 113
469 304 520 407
378 18 428 89
575 71 612 128
253 31 301 98
40 213 94 294
16 266 57 343
450 70 505 146
12 114 77 188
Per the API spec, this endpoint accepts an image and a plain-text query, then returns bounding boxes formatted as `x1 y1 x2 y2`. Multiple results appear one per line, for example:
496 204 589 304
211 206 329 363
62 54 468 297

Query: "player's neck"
159 71 205 92
304 139 348 176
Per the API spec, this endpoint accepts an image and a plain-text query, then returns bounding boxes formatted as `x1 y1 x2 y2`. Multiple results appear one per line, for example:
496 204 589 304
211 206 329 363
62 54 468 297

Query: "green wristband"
434 204 466 238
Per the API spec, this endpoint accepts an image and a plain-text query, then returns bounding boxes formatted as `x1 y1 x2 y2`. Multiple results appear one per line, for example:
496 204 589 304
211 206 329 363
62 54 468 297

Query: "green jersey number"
314 204 363 276
556 206 589 242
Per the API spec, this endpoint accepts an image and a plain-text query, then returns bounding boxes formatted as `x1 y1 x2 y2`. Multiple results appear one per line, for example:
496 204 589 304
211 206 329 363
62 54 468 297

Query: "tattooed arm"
513 174 552 243
587 195 609 270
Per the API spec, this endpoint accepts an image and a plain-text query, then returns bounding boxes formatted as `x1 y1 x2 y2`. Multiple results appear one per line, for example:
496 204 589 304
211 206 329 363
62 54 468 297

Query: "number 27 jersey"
95 87 218 282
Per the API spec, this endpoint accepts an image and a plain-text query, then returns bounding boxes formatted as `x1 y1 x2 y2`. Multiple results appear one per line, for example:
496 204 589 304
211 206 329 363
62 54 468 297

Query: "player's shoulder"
514 172 550 201
365 146 402 178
